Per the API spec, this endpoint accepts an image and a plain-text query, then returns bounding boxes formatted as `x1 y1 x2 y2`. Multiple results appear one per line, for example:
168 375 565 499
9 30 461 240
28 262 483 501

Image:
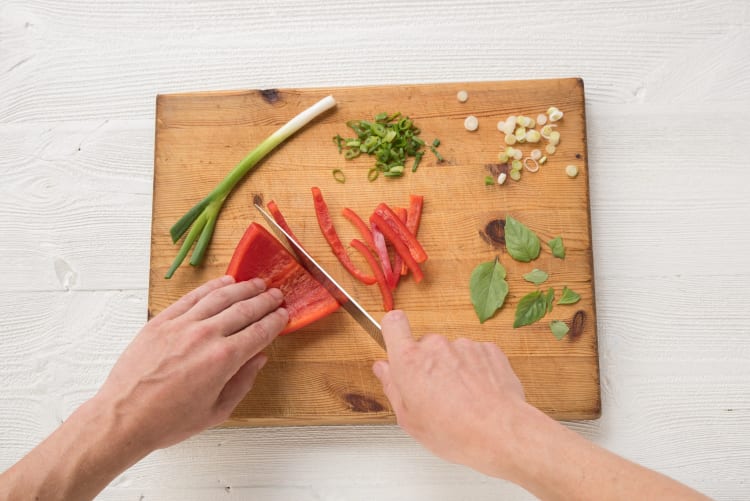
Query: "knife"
254 204 385 351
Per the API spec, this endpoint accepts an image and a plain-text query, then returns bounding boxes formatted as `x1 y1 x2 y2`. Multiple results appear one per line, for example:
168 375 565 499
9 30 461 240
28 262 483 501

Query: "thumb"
381 310 415 356
214 353 268 421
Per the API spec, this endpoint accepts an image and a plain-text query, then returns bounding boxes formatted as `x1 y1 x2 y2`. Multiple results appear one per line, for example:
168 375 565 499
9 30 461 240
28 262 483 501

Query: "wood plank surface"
149 79 599 425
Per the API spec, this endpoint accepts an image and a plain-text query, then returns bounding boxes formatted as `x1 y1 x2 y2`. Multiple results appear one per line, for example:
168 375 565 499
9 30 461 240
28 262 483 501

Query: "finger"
152 275 235 325
380 310 416 358
213 353 268 423
186 278 267 321
226 307 289 362
204 288 284 337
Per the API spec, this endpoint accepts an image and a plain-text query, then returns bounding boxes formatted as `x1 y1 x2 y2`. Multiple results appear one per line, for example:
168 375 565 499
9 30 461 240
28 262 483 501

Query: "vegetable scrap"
165 95 337 279
225 223 340 334
464 115 479 131
457 90 469 103
333 112 442 179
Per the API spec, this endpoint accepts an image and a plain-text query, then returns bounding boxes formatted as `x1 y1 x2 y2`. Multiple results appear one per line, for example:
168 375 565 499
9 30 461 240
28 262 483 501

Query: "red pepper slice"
342 207 377 254
226 223 340 335
401 195 424 275
370 222 394 288
311 187 376 285
373 202 428 264
267 200 300 244
390 207 407 288
350 239 393 312
370 212 424 283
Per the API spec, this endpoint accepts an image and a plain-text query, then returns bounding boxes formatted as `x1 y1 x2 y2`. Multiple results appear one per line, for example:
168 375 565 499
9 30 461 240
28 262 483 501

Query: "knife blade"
254 204 385 350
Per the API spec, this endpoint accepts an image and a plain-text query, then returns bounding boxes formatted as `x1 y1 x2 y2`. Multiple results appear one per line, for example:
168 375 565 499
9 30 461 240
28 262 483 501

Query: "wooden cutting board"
149 78 600 425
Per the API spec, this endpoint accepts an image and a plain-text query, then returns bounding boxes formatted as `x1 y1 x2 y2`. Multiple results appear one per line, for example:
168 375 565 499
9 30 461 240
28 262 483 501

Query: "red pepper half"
401 194 424 275
226 223 340 335
373 202 428 264
350 239 393 312
370 212 424 283
312 187 376 285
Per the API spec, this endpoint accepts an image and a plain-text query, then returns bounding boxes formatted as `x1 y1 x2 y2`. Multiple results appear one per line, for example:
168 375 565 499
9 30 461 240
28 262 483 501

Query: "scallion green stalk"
165 95 337 279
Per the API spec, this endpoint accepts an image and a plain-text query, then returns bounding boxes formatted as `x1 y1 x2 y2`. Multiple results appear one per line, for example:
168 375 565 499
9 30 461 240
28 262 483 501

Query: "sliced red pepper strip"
390 207 407 288
350 238 393 312
373 202 428 264
370 222 394 288
311 187 376 285
226 223 340 335
342 207 377 253
401 195 424 275
267 200 300 243
370 212 424 283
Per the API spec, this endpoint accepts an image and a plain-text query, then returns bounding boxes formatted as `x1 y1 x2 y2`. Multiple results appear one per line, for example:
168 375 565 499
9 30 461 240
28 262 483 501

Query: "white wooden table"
2 1 748 499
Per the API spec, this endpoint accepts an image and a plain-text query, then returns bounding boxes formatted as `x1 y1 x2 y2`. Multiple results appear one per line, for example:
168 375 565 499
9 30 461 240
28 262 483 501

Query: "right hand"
372 310 534 479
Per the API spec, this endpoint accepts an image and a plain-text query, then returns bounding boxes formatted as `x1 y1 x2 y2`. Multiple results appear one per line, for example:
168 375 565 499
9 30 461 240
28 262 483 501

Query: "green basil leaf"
505 215 541 262
548 236 565 259
523 268 548 285
558 286 581 305
545 287 555 314
550 320 570 340
470 257 509 323
513 290 548 328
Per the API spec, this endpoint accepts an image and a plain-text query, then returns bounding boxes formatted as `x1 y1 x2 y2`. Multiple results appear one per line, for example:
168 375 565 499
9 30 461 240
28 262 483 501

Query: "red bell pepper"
342 207 377 254
390 207 408 289
226 223 340 335
370 212 424 283
350 238 393 312
370 222 394 288
401 195 424 275
311 187 376 285
267 200 300 244
372 202 428 264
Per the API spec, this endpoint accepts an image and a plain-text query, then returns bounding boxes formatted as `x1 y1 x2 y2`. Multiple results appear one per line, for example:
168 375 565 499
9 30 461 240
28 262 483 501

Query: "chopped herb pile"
333 112 441 179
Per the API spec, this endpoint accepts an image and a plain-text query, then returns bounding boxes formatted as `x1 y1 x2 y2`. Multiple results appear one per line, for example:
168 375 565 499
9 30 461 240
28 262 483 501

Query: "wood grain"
149 79 600 425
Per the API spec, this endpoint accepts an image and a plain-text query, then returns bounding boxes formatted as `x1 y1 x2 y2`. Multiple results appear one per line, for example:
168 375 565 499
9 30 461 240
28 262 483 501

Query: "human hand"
95 275 288 453
372 310 535 480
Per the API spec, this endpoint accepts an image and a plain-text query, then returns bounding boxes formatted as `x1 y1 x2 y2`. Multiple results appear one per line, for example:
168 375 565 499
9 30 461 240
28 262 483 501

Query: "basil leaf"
523 268 548 285
545 287 555 313
558 286 581 305
505 215 541 262
548 236 565 259
470 257 509 323
550 320 570 340
513 290 548 328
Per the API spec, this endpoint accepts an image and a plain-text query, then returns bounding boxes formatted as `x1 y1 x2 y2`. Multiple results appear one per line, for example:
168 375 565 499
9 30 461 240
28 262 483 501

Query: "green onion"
430 145 444 162
332 169 346 183
166 95 337 279
412 151 424 172
484 175 495 185
335 112 440 179
333 134 343 153
368 168 379 182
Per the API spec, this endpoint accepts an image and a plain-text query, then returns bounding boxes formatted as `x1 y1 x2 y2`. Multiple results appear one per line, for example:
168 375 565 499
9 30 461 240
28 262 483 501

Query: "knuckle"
249 320 276 345
210 342 236 365
234 299 259 321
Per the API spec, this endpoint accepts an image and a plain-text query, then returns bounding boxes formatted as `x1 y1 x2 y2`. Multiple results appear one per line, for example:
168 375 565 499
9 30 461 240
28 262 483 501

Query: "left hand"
95 275 288 452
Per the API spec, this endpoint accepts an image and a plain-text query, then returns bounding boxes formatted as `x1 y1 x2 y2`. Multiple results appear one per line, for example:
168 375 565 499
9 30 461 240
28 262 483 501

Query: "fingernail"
222 275 235 284
268 288 283 301
250 278 266 291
